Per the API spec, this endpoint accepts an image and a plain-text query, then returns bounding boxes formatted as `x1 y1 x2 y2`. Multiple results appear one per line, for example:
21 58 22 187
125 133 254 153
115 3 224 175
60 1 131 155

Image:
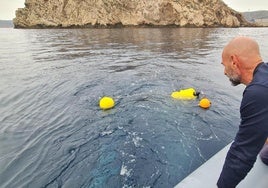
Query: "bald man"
218 36 268 187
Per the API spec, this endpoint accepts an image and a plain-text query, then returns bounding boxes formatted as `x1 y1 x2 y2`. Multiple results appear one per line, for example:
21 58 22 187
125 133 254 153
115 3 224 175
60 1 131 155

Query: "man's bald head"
221 36 263 85
223 36 262 68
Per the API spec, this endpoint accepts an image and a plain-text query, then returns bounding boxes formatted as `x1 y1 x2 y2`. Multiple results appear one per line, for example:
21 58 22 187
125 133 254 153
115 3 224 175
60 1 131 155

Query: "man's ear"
230 55 239 67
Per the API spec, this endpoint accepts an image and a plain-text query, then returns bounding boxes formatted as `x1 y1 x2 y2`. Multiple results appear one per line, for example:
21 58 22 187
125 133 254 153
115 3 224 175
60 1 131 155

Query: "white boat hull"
175 143 268 188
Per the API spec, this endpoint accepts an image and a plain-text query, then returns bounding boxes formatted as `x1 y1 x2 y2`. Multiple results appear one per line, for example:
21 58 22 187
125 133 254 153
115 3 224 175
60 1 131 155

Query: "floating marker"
171 88 198 100
99 96 115 110
199 98 211 109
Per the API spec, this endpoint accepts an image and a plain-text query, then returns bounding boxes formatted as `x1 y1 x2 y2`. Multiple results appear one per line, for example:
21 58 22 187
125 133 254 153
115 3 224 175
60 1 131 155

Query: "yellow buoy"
99 96 115 110
199 98 211 109
171 88 197 100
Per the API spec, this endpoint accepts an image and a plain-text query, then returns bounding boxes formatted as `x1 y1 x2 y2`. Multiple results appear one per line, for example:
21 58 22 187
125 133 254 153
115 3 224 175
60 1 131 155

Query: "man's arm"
217 85 268 188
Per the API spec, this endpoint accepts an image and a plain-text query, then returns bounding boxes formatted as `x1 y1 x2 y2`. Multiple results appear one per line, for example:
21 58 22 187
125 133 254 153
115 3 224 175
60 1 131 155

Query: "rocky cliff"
13 0 250 28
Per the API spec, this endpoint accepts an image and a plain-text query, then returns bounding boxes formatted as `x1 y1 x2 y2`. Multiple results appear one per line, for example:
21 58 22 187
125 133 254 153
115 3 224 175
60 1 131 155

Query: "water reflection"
25 28 218 61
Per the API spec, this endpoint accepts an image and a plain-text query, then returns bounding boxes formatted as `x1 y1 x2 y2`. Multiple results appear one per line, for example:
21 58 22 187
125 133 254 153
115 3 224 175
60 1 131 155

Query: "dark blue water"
0 28 268 188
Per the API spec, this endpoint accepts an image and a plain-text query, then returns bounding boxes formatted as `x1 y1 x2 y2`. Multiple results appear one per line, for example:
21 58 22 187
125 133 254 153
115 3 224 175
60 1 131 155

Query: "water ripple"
1 27 268 188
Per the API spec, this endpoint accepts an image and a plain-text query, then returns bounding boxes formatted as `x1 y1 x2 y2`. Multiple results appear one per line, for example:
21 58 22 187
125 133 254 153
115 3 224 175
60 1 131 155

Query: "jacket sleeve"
217 85 268 188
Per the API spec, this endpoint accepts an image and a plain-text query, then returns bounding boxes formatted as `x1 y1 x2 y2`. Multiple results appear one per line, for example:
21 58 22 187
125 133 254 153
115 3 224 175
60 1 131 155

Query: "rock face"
13 0 250 28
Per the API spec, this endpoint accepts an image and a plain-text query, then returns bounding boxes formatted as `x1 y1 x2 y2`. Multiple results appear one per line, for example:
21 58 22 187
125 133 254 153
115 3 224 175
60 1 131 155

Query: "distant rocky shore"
13 0 252 28
0 20 14 28
243 10 268 26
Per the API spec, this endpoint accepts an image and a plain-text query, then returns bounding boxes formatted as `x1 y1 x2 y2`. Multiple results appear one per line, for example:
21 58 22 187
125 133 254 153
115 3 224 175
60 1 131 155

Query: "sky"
0 0 268 20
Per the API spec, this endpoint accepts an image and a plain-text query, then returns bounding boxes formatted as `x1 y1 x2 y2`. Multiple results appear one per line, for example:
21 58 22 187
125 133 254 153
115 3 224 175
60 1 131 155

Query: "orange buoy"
199 98 211 109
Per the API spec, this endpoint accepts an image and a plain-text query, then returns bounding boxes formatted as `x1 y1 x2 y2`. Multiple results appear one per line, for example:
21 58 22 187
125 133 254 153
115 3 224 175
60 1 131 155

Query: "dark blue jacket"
217 62 268 188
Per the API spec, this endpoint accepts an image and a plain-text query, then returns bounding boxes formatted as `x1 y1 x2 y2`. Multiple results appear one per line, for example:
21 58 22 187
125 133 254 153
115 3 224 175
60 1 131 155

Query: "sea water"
0 27 268 188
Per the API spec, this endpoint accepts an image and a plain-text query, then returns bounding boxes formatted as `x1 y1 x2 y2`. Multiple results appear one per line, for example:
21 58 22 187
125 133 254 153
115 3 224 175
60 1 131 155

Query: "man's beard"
229 75 241 86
